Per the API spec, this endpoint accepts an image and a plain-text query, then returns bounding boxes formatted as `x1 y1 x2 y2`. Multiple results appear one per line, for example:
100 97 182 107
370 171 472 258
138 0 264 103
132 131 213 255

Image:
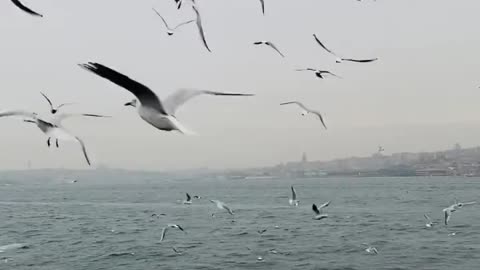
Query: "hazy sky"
1 0 480 170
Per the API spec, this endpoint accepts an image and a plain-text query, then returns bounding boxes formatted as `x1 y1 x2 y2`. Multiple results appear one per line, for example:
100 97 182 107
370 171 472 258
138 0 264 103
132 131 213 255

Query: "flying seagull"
443 201 476 225
313 34 378 63
183 193 192 204
289 186 299 206
174 0 195 9
253 41 284 57
0 110 91 165
11 0 43 17
79 62 253 134
152 8 194 36
210 200 234 215
295 68 342 79
258 0 265 14
160 224 185 242
192 5 211 52
45 113 110 148
362 243 378 254
424 214 434 228
312 202 330 220
40 92 75 114
280 101 327 129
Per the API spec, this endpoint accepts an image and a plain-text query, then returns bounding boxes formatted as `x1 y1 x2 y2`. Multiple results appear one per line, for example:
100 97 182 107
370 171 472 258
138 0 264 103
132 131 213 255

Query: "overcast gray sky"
1 0 480 170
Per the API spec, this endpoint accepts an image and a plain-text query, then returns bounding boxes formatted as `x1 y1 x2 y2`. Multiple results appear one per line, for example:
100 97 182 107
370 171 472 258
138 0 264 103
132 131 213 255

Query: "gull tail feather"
169 116 197 135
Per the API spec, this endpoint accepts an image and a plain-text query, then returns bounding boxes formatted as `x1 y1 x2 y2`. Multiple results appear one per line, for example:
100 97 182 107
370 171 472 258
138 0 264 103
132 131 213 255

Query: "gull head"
300 110 308 116
51 109 58 114
335 58 342 64
167 31 174 36
124 99 138 108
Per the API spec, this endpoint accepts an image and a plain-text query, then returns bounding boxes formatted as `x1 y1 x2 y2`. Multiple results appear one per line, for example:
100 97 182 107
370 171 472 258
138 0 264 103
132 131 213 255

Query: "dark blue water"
0 173 479 269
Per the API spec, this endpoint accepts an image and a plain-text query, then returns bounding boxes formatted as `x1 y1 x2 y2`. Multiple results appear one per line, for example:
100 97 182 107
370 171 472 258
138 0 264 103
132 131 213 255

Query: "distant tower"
302 152 308 163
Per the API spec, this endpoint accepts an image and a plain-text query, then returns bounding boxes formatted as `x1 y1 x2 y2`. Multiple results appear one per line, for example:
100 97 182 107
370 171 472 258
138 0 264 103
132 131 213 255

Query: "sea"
0 172 479 270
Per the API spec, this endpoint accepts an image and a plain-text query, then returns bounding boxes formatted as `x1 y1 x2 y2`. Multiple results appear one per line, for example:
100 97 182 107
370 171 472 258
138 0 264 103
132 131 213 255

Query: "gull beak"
124 101 133 107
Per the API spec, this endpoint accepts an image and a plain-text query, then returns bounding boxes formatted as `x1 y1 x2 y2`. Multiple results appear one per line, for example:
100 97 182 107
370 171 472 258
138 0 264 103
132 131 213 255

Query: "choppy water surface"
0 174 479 269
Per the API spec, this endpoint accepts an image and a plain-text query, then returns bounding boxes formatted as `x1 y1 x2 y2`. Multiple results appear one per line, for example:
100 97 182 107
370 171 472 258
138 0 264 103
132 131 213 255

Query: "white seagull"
0 110 93 165
424 214 434 228
362 243 378 254
312 201 330 220
296 68 342 79
79 62 254 134
11 0 43 17
253 41 284 57
443 200 476 225
313 34 378 64
183 193 192 205
280 101 327 129
40 92 75 114
289 186 299 206
210 200 234 215
192 5 211 52
152 8 194 36
160 224 185 242
45 113 109 148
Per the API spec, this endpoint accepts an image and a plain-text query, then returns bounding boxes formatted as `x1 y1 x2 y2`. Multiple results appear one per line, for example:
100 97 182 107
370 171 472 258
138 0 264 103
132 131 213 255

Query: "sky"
1 0 480 170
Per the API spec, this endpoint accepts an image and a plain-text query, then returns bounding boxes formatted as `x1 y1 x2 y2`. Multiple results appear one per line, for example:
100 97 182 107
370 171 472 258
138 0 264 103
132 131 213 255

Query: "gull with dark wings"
296 68 342 79
152 8 194 36
313 34 378 64
312 201 330 220
289 186 299 206
11 0 43 17
183 193 192 205
40 92 75 114
280 101 327 129
254 41 285 58
79 62 253 135
258 0 265 15
160 224 186 242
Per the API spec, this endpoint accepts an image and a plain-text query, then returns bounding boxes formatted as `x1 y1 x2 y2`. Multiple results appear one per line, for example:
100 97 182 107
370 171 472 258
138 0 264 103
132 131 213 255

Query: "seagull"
172 247 183 254
443 201 476 225
152 8 194 36
257 229 267 235
424 214 434 228
160 224 185 242
183 193 192 205
295 68 342 79
280 101 327 129
79 62 253 134
313 34 378 64
289 186 299 206
151 213 166 218
44 113 109 148
378 146 385 153
193 195 202 199
192 5 211 52
253 41 284 57
174 0 195 9
362 243 378 254
312 202 330 220
10 0 43 17
210 200 234 215
40 92 75 114
258 0 265 15
0 110 91 165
